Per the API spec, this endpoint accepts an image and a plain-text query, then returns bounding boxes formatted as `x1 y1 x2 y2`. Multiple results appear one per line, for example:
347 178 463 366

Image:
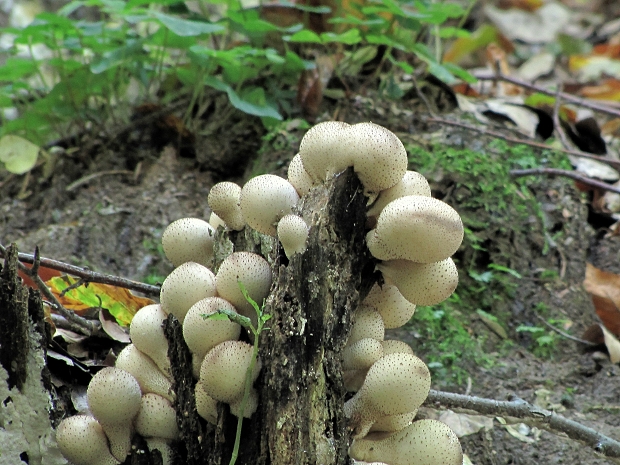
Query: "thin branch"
533 313 597 347
0 244 100 336
473 71 620 119
65 170 134 192
0 244 161 297
510 168 620 195
552 84 570 150
425 389 620 460
425 116 620 171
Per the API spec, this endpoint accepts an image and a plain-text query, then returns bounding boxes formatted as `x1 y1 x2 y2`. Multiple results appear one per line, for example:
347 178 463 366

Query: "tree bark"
164 169 375 464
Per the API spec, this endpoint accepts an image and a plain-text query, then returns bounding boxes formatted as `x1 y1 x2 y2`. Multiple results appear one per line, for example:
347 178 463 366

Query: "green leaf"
204 77 282 120
285 29 322 43
516 325 544 334
442 62 477 84
0 135 39 174
321 29 362 45
153 11 225 36
488 264 522 279
90 40 145 74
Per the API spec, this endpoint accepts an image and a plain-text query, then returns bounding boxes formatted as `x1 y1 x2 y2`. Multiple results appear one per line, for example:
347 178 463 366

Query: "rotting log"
163 169 376 464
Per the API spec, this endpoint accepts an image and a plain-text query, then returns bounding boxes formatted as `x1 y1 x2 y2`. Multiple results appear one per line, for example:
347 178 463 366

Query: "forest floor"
1 86 620 464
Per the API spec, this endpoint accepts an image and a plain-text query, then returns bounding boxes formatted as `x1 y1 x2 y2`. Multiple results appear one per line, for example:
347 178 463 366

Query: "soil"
1 88 620 464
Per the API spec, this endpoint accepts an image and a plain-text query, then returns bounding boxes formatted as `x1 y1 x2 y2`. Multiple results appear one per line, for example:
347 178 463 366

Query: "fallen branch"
425 389 620 460
510 168 620 195
425 116 620 171
473 71 620 119
0 244 161 297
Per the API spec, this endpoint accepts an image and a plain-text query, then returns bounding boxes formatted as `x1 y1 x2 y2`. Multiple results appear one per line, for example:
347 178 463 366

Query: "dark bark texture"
163 169 376 464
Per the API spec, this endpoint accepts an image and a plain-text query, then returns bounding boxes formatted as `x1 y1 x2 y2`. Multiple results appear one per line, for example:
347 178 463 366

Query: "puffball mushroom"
349 419 462 465
87 367 142 461
343 353 431 438
145 438 173 465
298 121 351 183
366 170 431 221
115 344 174 402
343 122 408 197
277 214 309 259
130 304 171 376
183 297 242 378
195 381 219 424
342 338 383 371
56 415 120 465
366 195 463 264
215 251 272 321
377 258 458 307
239 174 299 236
229 387 259 419
135 393 179 440
200 340 261 403
369 411 416 433
207 181 245 231
347 305 385 347
161 217 215 268
362 283 416 329
287 153 314 196
209 211 227 230
381 339 414 356
160 261 217 324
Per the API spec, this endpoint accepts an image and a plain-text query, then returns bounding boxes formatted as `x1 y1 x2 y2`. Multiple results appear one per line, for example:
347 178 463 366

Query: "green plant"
515 324 558 358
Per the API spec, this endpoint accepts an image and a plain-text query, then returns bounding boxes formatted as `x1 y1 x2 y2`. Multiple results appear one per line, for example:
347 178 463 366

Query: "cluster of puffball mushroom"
55 121 464 465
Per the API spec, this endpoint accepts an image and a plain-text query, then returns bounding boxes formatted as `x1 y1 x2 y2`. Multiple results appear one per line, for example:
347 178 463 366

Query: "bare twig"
0 244 100 336
533 313 597 346
552 84 570 150
473 71 620 119
510 168 620 195
425 389 620 460
66 170 134 192
0 244 160 297
425 116 620 171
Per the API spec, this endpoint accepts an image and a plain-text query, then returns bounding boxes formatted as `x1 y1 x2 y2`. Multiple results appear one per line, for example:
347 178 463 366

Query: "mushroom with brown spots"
86 367 142 461
298 121 351 183
56 415 120 465
115 344 174 402
343 353 431 438
362 283 416 329
277 214 309 259
207 181 245 231
366 195 463 264
287 153 314 196
239 174 299 236
161 217 215 268
349 419 462 465
134 393 179 441
366 170 431 222
130 304 171 376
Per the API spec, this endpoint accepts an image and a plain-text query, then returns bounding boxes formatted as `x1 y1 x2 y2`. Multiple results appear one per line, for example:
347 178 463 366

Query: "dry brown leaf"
582 323 620 363
583 263 620 336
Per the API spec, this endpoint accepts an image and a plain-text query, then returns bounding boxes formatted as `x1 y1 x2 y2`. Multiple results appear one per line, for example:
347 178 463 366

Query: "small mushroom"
347 305 385 347
199 340 261 403
277 214 309 259
87 367 142 461
134 393 179 441
215 252 272 323
362 283 416 329
130 304 171 376
195 380 219 424
381 339 414 356
366 195 463 264
183 297 242 378
366 170 431 222
207 182 245 231
161 217 215 268
343 353 431 438
342 338 383 371
377 258 458 306
209 211 227 230
115 344 174 402
343 122 408 197
239 174 299 236
56 415 120 465
369 411 417 433
287 153 314 196
160 261 217 324
145 438 173 465
229 387 259 419
349 419 462 465
298 121 351 183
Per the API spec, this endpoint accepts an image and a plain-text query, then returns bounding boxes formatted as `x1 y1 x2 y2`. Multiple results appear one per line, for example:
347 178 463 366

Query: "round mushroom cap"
342 122 408 196
195 381 219 424
298 121 351 183
115 344 174 402
183 297 242 363
377 258 458 306
381 339 414 356
145 438 173 465
209 211 227 230
362 283 416 329
349 419 462 465
367 170 431 220
347 305 385 347
215 252 272 321
367 195 463 264
135 393 179 440
199 340 261 403
56 415 120 465
160 261 217 324
130 304 171 376
229 387 259 419
277 214 309 259
344 353 431 438
369 410 416 433
161 218 215 268
287 153 314 196
343 369 367 393
207 182 245 231
342 338 384 371
240 174 299 236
